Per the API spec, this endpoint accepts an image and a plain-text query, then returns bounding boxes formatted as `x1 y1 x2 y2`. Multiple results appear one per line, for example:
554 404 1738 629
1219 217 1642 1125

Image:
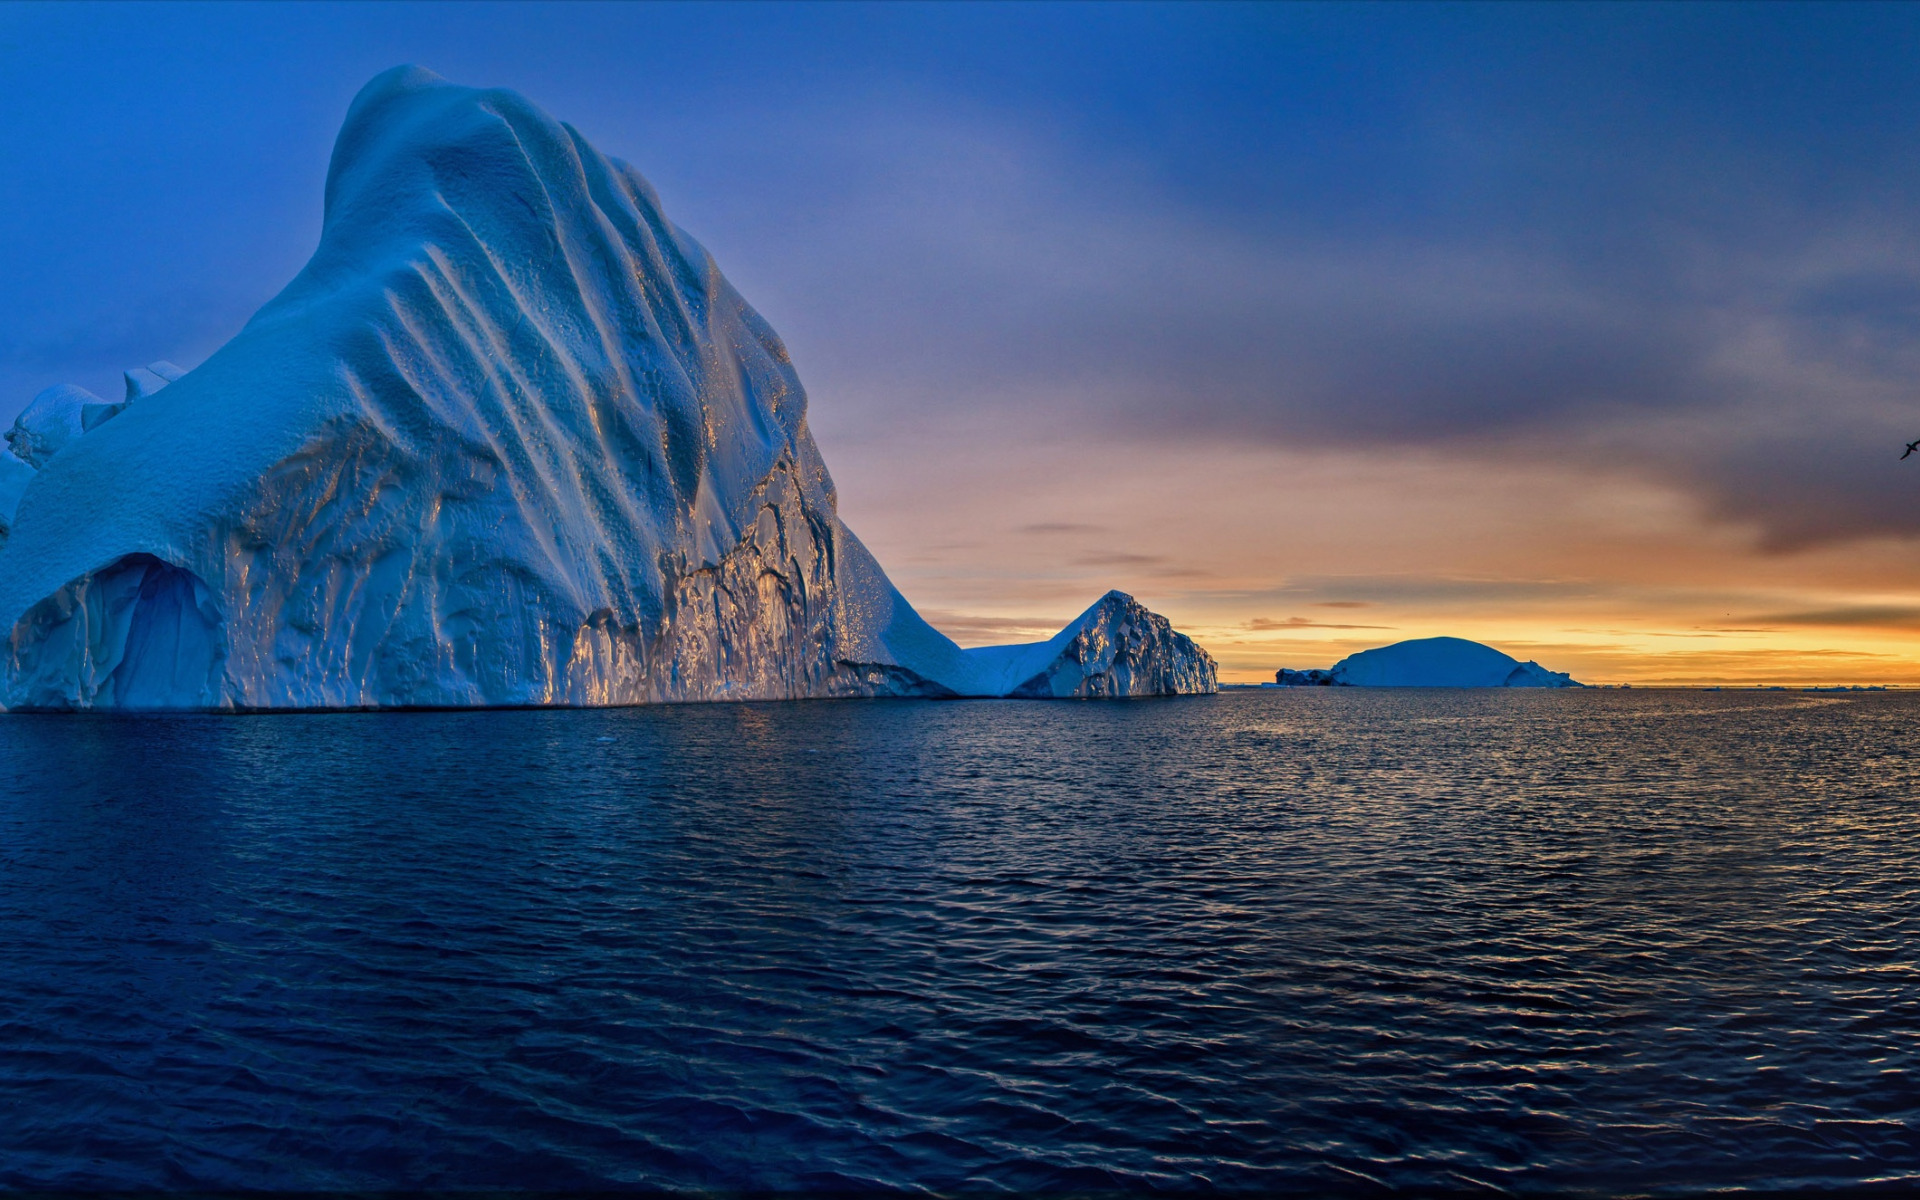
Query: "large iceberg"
1277 637 1581 688
0 67 1215 711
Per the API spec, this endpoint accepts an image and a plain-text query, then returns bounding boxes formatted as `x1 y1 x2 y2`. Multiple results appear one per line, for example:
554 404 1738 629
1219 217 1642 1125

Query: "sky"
7 1 1920 684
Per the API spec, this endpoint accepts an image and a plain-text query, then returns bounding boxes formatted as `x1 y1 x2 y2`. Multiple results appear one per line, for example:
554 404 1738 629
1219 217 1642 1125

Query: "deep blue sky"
9 2 1920 679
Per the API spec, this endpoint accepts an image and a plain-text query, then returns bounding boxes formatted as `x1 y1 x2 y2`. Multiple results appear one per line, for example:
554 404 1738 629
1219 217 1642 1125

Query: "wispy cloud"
1019 522 1106 535
1247 616 1394 631
1722 606 1920 631
1072 552 1166 568
913 609 1067 648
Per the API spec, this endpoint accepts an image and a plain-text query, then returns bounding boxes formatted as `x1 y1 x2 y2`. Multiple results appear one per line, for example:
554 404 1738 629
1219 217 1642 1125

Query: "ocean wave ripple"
0 689 1916 1193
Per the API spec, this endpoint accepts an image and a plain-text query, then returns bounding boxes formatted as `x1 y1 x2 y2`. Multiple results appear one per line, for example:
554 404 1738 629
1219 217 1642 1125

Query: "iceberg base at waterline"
0 66 1215 712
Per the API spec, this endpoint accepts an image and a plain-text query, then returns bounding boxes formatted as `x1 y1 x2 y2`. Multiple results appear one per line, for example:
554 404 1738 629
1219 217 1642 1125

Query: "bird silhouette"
1906 439 1920 460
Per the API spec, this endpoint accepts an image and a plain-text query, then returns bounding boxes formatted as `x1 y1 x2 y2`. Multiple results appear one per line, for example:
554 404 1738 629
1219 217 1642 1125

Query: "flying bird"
1905 439 1920 460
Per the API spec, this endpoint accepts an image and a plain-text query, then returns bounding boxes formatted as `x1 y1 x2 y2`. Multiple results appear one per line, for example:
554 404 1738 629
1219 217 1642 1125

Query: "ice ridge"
0 67 1215 710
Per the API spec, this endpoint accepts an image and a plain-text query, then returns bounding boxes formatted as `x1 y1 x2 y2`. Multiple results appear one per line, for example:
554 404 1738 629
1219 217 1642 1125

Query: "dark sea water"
1 689 1916 1195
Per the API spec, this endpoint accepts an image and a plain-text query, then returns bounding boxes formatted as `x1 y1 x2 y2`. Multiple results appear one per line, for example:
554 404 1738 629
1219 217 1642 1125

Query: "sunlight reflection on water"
0 689 1915 1192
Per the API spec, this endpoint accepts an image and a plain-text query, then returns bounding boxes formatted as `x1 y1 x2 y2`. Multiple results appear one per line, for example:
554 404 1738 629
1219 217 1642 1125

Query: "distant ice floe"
0 68 1215 710
1276 636 1582 688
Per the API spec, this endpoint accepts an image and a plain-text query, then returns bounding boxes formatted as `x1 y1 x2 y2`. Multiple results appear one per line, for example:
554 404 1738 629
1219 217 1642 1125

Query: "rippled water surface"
2 689 1917 1194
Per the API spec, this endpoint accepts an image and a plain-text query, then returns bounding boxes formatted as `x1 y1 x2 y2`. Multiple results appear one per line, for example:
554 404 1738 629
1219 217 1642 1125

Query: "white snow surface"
0 67 1216 710
1326 637 1581 688
6 385 100 470
0 448 34 546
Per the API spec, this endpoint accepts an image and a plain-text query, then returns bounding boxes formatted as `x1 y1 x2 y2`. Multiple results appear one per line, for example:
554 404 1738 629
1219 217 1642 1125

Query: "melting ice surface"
0 67 1212 710
1 689 1915 1192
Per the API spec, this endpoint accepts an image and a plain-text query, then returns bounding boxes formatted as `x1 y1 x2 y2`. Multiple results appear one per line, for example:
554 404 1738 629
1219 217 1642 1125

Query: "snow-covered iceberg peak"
1299 636 1581 688
965 591 1217 698
0 67 1215 710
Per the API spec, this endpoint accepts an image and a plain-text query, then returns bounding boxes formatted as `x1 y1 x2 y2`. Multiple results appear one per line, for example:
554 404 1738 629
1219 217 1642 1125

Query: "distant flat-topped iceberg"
1277 637 1581 688
0 67 1214 710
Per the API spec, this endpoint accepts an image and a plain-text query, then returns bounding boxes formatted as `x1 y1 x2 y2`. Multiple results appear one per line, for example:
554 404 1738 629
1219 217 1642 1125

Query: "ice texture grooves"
0 67 1214 709
0 690 1916 1194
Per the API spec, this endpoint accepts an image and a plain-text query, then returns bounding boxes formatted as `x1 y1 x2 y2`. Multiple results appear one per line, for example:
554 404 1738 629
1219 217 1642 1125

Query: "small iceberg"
1277 636 1582 688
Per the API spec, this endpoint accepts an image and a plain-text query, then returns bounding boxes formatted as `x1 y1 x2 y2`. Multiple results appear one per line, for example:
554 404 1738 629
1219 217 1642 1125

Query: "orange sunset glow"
825 428 1920 686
